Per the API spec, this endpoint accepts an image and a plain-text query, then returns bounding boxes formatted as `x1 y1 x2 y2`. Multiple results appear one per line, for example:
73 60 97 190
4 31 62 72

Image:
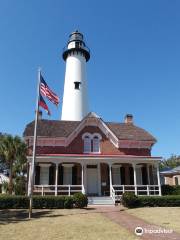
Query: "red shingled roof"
23 119 156 142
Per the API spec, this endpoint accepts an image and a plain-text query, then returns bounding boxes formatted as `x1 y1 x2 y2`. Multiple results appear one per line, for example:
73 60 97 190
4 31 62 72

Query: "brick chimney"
124 114 133 124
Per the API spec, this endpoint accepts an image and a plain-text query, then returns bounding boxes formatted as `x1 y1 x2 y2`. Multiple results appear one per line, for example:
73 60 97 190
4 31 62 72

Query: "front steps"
88 196 114 205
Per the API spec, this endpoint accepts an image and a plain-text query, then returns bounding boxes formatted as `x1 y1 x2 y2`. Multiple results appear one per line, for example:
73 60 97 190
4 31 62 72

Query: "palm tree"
0 134 27 194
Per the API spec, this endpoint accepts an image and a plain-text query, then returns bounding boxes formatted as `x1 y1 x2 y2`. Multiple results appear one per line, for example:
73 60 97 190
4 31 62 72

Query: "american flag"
39 94 51 115
40 73 59 106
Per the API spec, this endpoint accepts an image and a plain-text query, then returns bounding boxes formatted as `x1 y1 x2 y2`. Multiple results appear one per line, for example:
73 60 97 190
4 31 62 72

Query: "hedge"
0 193 88 209
138 195 180 207
161 185 180 195
0 195 29 209
122 194 180 208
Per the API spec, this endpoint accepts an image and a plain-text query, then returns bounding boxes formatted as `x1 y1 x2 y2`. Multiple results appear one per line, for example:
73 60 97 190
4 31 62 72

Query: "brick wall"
164 174 180 185
164 176 174 185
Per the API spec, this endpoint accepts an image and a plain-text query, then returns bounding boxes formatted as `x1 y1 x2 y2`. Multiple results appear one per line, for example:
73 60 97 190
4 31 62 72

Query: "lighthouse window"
75 42 80 48
75 42 81 48
74 82 81 90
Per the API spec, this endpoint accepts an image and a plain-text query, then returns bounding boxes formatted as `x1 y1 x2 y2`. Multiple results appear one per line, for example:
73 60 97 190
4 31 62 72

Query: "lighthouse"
61 30 90 121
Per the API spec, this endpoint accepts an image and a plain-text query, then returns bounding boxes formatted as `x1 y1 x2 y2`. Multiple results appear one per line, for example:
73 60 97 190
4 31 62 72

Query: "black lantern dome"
62 30 90 62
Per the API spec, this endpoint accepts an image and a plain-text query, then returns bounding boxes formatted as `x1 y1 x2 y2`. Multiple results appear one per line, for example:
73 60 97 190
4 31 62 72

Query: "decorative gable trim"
66 112 119 148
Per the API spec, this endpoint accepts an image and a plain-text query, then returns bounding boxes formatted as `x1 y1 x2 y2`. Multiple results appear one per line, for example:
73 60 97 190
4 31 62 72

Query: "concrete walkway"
87 205 180 240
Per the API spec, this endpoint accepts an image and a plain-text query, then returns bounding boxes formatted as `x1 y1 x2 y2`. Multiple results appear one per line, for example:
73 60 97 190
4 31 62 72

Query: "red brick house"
24 112 162 203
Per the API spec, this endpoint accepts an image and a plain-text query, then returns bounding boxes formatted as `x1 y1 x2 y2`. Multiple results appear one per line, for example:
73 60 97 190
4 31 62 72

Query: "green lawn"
126 207 180 233
0 209 138 240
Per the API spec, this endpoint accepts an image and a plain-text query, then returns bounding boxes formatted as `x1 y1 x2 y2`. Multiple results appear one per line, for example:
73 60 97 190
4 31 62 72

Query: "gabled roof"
160 166 180 174
23 112 156 143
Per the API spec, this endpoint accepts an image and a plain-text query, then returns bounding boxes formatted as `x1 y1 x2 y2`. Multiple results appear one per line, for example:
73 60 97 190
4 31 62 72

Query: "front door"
87 165 98 195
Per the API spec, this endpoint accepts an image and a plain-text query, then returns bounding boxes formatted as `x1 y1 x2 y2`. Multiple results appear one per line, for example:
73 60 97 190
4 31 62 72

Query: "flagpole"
29 68 41 219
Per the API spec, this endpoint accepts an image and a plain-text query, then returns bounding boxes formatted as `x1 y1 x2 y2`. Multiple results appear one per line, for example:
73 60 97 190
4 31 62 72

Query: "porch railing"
111 186 116 204
112 185 161 198
34 185 83 196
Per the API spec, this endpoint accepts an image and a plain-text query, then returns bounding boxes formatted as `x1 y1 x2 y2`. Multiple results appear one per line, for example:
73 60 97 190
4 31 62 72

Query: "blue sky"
0 0 180 158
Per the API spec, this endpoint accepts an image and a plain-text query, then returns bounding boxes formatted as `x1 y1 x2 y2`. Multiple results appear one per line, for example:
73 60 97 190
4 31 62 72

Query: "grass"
0 208 138 240
126 207 180 233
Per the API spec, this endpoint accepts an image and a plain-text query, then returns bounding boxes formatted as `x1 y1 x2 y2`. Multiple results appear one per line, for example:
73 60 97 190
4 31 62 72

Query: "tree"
0 134 27 194
0 133 6 172
160 155 180 170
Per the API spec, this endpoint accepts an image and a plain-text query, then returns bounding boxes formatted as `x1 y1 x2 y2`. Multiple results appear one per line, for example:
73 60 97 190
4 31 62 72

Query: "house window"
92 136 100 153
83 135 91 153
82 133 102 154
74 81 81 90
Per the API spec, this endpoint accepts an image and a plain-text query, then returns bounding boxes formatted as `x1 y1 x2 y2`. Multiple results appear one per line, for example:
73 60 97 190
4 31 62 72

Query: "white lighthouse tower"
61 30 90 121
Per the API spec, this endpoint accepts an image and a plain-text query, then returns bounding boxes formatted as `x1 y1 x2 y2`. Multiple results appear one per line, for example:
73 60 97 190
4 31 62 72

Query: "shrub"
138 195 180 207
121 192 140 208
173 186 180 195
161 185 175 195
64 196 73 209
161 185 180 195
73 193 88 208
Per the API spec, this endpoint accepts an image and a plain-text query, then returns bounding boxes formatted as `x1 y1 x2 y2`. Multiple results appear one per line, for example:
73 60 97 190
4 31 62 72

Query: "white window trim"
82 132 102 154
67 113 119 148
82 133 92 153
92 133 102 154
82 133 92 140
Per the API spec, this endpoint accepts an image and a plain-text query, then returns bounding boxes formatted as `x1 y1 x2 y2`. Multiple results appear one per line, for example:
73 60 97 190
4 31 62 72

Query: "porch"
28 155 162 202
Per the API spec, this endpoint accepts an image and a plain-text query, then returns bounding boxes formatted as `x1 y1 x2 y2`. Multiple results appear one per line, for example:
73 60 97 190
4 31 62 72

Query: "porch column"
28 162 32 196
146 164 150 185
98 162 101 196
109 163 112 196
81 163 85 194
55 163 58 196
132 163 137 195
84 164 87 194
156 163 162 196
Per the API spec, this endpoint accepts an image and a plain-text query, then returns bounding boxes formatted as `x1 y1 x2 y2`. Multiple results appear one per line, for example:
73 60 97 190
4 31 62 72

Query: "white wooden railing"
34 185 83 196
111 186 116 204
112 185 161 199
33 184 161 199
